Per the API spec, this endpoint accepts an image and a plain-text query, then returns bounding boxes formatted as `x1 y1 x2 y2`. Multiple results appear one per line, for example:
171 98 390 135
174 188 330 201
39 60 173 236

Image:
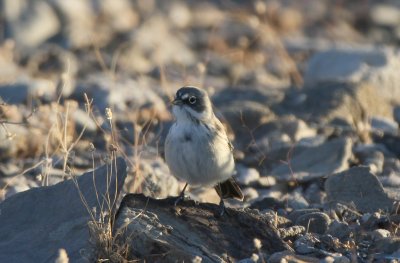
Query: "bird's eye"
189 96 196 104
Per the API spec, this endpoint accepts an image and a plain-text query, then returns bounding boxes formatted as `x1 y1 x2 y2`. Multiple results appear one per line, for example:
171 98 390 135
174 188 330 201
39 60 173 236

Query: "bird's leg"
174 183 188 206
217 198 231 217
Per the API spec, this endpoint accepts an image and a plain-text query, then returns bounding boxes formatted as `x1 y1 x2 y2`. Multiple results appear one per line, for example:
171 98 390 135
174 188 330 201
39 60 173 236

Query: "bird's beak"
171 98 183 105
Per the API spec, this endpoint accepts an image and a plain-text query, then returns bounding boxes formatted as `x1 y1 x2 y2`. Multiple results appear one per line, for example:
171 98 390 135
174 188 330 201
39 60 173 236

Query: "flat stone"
269 250 319 263
270 137 352 182
0 157 127 262
304 47 400 104
325 166 394 213
115 194 291 261
295 212 331 234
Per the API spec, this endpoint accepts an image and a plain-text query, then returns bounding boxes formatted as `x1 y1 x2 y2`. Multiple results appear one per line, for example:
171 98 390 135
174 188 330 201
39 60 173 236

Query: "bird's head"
171 86 213 123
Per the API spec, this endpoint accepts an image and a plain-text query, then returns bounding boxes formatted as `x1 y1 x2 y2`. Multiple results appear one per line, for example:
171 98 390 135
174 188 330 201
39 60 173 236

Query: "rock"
4 0 60 52
0 83 29 104
73 75 168 117
373 133 400 157
235 164 260 185
250 197 286 211
353 146 384 174
252 116 317 143
241 187 259 201
269 250 319 263
325 166 394 213
270 137 352 182
288 209 321 223
370 237 400 255
115 194 291 261
304 183 326 205
129 155 180 199
0 157 127 262
326 221 352 241
71 107 98 135
380 173 400 187
304 47 400 104
255 176 277 188
278 82 393 125
287 191 309 210
371 4 400 27
370 116 398 135
370 229 391 240
279 226 306 240
293 233 320 254
295 212 331 234
1 175 39 200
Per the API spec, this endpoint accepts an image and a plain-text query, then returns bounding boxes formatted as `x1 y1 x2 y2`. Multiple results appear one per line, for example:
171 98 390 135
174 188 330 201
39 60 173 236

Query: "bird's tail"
215 178 244 201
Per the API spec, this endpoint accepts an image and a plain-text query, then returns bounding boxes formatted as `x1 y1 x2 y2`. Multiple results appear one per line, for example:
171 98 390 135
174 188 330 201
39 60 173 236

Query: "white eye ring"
189 96 196 104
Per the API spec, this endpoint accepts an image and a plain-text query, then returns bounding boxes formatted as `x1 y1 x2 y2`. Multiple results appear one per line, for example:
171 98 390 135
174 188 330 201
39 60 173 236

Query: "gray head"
171 86 213 122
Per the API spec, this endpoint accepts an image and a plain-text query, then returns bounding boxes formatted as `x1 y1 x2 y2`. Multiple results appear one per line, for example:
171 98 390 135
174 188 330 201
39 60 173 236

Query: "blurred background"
1 0 400 203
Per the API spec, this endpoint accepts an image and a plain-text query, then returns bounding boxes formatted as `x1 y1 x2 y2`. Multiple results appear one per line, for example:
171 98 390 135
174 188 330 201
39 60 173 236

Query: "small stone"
295 212 331 234
327 220 351 241
287 192 309 210
269 250 320 263
235 165 260 185
242 187 259 201
371 4 400 27
270 137 352 182
255 176 276 187
325 166 394 213
370 229 391 240
371 116 398 135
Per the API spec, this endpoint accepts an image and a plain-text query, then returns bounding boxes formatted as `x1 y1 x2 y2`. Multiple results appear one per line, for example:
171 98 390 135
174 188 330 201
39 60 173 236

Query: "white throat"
172 105 211 123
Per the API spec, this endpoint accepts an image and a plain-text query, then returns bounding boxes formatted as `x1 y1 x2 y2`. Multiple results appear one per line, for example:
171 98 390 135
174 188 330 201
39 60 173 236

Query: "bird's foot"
174 193 186 206
174 183 188 206
215 199 231 217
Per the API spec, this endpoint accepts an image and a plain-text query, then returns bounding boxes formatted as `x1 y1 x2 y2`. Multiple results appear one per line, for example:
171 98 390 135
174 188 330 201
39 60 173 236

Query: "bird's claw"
216 199 231 217
174 194 185 206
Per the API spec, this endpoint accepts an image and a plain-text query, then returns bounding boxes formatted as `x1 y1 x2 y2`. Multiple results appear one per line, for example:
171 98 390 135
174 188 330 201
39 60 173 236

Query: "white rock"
235 165 260 185
370 116 399 135
305 47 400 104
371 4 400 27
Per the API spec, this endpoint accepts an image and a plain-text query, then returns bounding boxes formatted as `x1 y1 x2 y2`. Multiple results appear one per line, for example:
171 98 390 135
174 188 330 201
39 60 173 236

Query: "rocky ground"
1 0 400 262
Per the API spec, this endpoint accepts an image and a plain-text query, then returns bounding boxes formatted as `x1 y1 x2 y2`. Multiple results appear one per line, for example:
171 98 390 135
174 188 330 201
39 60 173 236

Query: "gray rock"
270 137 352 182
74 75 167 114
269 250 320 263
370 116 399 135
294 233 320 254
305 48 400 104
115 194 291 261
371 4 400 27
4 0 60 52
327 220 352 241
288 209 321 222
325 166 394 213
353 146 385 174
0 83 29 104
295 212 331 234
287 191 309 210
370 229 391 240
304 183 326 205
0 157 127 263
235 164 260 185
131 155 180 199
278 226 306 239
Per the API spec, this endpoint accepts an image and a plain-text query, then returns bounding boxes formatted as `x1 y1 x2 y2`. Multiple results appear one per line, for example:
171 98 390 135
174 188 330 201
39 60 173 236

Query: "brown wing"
215 177 244 201
213 117 234 152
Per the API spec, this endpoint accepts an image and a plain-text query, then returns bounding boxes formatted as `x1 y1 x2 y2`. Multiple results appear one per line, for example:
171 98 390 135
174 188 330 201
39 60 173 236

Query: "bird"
164 86 243 216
